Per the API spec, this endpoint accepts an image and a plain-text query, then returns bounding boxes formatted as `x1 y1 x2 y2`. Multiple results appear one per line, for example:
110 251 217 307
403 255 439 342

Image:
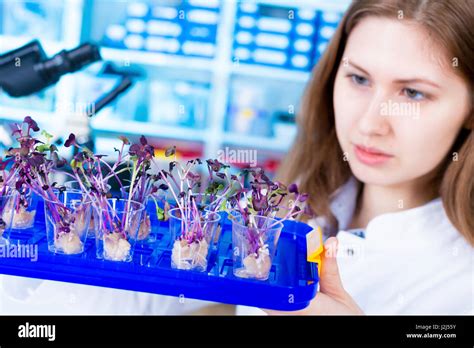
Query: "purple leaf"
15 181 23 190
298 193 309 202
158 183 169 191
206 159 221 172
186 172 200 182
144 144 155 158
129 144 140 156
64 133 76 148
24 116 40 132
288 183 299 194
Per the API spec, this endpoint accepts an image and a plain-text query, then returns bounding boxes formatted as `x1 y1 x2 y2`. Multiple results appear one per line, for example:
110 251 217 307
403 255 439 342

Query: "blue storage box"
313 10 343 63
101 1 221 59
0 205 319 311
234 3 319 71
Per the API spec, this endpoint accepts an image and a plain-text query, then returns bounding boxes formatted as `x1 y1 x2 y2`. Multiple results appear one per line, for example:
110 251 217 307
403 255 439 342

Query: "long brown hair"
278 0 474 244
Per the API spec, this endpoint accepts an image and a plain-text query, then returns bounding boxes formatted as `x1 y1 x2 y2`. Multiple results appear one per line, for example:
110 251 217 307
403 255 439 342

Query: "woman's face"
333 17 470 187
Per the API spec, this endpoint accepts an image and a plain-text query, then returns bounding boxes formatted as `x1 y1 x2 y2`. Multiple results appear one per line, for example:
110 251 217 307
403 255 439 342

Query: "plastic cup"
168 207 220 272
8 188 39 230
93 198 144 262
231 214 283 281
0 190 17 245
43 189 92 255
64 180 111 239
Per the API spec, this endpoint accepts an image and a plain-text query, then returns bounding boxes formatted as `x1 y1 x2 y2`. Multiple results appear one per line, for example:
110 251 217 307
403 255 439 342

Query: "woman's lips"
353 144 394 165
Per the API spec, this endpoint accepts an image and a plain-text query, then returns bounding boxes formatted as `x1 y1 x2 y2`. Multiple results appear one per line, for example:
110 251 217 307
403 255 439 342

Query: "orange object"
306 227 324 277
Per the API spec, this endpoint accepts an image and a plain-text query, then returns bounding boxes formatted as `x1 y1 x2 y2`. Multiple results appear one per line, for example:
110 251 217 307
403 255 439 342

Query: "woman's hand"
263 237 364 315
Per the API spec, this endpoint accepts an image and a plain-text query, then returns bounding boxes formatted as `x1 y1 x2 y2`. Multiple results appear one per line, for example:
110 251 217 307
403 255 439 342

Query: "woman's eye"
403 88 425 100
350 74 369 86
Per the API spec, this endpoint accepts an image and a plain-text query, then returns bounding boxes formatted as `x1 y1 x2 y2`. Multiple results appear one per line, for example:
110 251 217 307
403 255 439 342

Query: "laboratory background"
0 0 350 178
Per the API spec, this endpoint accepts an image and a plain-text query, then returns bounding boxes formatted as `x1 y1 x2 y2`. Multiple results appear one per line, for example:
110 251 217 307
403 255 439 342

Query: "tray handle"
306 226 324 277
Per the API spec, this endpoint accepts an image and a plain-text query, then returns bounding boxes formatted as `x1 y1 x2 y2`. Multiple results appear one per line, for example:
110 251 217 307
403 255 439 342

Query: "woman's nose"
357 92 392 137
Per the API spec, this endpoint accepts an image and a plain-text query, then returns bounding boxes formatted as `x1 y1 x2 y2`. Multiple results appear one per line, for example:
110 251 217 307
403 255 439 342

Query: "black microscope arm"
0 40 132 116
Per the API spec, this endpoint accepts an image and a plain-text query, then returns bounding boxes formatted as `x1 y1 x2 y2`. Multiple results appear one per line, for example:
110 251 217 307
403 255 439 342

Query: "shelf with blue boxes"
313 10 343 64
0 0 350 167
87 0 350 160
232 1 346 72
100 0 221 59
233 2 317 72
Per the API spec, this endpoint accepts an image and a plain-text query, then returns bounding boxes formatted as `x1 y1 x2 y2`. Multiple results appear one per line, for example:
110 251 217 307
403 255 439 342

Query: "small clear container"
0 190 17 246
43 190 92 255
168 208 220 272
64 180 111 239
231 214 283 281
93 198 145 262
9 188 40 230
121 185 168 243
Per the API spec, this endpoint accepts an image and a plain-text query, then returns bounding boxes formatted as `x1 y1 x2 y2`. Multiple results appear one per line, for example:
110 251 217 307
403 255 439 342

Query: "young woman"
258 0 473 315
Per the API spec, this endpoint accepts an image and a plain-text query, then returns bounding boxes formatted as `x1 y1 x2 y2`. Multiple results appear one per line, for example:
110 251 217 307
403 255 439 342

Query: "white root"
171 238 209 271
137 213 151 241
238 245 272 280
103 233 131 261
54 232 83 254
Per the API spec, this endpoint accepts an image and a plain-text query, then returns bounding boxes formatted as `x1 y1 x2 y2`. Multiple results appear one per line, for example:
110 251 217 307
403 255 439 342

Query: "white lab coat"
0 249 214 314
0 274 215 315
238 176 473 315
0 275 218 314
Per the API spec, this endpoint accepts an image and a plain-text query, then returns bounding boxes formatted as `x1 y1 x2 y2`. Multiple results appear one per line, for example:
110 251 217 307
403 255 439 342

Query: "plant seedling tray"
0 202 319 311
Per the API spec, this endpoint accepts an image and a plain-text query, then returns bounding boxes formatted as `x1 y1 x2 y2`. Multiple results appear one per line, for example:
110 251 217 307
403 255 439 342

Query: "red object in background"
148 138 204 161
263 158 281 173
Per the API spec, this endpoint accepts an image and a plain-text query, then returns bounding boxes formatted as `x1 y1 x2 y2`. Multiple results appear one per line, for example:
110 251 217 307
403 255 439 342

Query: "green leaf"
35 144 50 153
156 206 165 221
41 130 53 141
70 159 82 170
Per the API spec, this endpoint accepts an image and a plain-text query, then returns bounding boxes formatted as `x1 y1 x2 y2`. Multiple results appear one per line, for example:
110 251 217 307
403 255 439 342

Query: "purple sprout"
5 118 80 235
156 150 238 245
227 168 313 256
3 118 314 256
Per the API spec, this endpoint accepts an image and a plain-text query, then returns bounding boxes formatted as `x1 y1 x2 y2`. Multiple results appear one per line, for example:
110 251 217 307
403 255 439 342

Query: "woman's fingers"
262 236 364 315
319 237 346 300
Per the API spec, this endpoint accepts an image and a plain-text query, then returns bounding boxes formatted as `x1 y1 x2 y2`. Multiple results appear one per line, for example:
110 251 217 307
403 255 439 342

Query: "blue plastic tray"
0 201 319 311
